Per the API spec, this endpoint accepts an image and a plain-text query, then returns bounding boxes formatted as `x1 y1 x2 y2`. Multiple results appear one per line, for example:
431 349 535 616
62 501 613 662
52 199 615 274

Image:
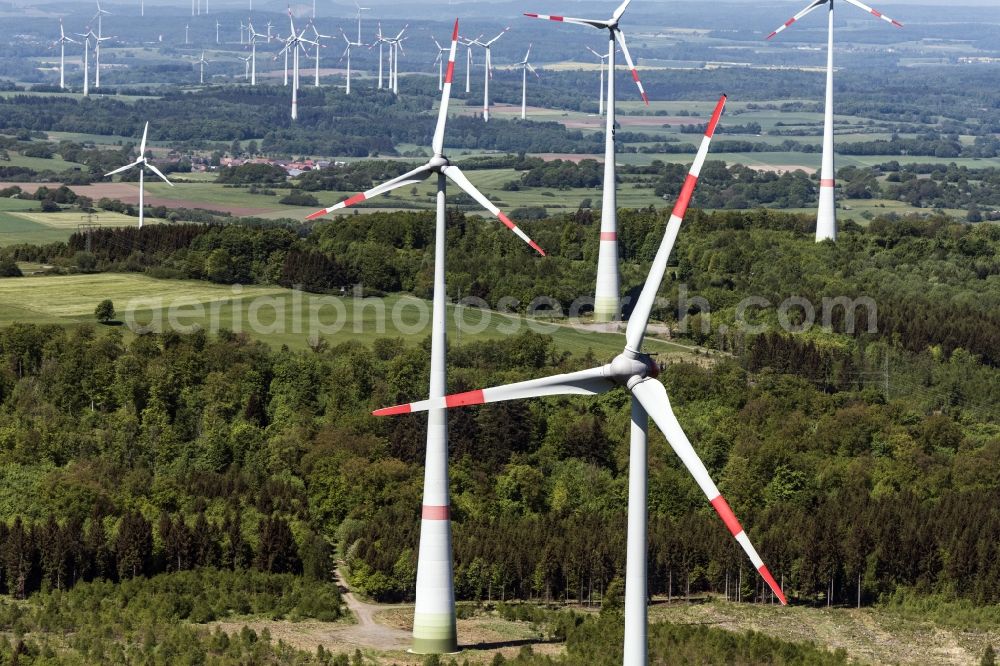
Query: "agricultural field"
0 272 696 359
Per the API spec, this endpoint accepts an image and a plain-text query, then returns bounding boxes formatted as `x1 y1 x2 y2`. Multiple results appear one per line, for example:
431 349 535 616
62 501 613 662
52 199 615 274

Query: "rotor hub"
609 352 656 384
428 155 449 169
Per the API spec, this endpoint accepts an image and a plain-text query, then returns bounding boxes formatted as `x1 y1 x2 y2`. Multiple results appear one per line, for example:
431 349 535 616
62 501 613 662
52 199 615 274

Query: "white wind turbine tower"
432 37 449 91
515 43 538 120
278 8 317 120
766 0 902 243
385 25 408 94
371 23 386 89
586 44 616 116
525 0 649 323
307 20 544 654
310 23 331 88
466 27 509 122
240 54 252 80
216 19 221 44
93 0 111 89
353 1 369 44
76 28 100 96
139 0 144 17
340 26 363 94
247 19 263 86
196 50 209 84
374 95 789 665
459 34 481 95
185 24 190 45
104 122 174 229
55 20 78 91
240 20 247 45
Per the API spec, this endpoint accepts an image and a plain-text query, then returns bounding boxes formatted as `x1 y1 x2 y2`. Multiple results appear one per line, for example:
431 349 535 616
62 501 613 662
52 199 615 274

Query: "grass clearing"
0 273 693 359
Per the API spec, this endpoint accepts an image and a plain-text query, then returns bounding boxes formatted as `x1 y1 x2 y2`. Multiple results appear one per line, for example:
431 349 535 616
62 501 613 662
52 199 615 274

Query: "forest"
0 205 997 622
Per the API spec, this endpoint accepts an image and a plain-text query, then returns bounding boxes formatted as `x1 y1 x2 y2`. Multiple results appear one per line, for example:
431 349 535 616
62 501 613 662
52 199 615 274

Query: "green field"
0 272 695 359
0 202 156 246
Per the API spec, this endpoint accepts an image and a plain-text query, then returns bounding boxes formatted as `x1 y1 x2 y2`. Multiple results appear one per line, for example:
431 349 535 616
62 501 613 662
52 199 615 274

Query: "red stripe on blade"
766 31 778 40
445 389 485 408
306 209 329 220
891 19 902 27
422 505 450 520
451 19 459 41
344 193 366 207
641 92 649 105
672 173 699 219
631 69 640 82
551 15 564 21
785 18 795 27
529 240 546 256
372 404 413 416
871 9 881 17
445 61 455 84
497 212 516 230
600 231 618 241
523 13 539 18
705 95 727 137
758 564 788 605
710 495 743 537
820 178 835 188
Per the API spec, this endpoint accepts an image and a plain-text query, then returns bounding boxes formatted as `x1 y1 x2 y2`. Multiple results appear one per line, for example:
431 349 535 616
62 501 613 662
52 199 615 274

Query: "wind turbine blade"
586 45 602 59
146 162 174 186
373 365 614 415
524 42 532 62
485 26 509 46
630 377 788 606
625 95 725 352
139 121 148 157
443 165 545 256
523 12 608 29
842 0 903 27
612 0 633 20
430 18 459 156
765 0 827 40
306 163 432 219
104 161 140 177
527 62 539 78
614 29 648 104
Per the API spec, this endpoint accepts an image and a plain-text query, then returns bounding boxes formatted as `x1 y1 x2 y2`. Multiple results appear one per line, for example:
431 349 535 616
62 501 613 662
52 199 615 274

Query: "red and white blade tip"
451 18 459 41
705 94 727 137
710 495 788 605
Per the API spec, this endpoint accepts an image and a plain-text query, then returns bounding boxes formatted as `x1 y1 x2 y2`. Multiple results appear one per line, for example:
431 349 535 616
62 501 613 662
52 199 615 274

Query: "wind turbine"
340 28 361 94
586 44 616 116
139 0 144 17
278 8 317 120
514 43 538 120
766 0 902 243
76 27 98 96
240 54 251 80
374 94 788 664
247 19 263 86
384 25 408 94
432 37 449 91
371 23 386 89
54 20 78 91
216 19 221 44
310 23 331 87
266 20 273 43
196 50 209 84
306 21 544 654
525 0 648 323
353 1 369 44
104 122 174 230
184 24 190 45
459 34 481 94
472 28 508 122
93 0 111 89
240 20 246 45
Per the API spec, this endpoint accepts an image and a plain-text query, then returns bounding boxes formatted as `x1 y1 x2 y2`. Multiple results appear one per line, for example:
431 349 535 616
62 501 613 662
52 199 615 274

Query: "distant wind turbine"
514 43 538 120
765 0 903 243
54 19 79 90
104 122 174 229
